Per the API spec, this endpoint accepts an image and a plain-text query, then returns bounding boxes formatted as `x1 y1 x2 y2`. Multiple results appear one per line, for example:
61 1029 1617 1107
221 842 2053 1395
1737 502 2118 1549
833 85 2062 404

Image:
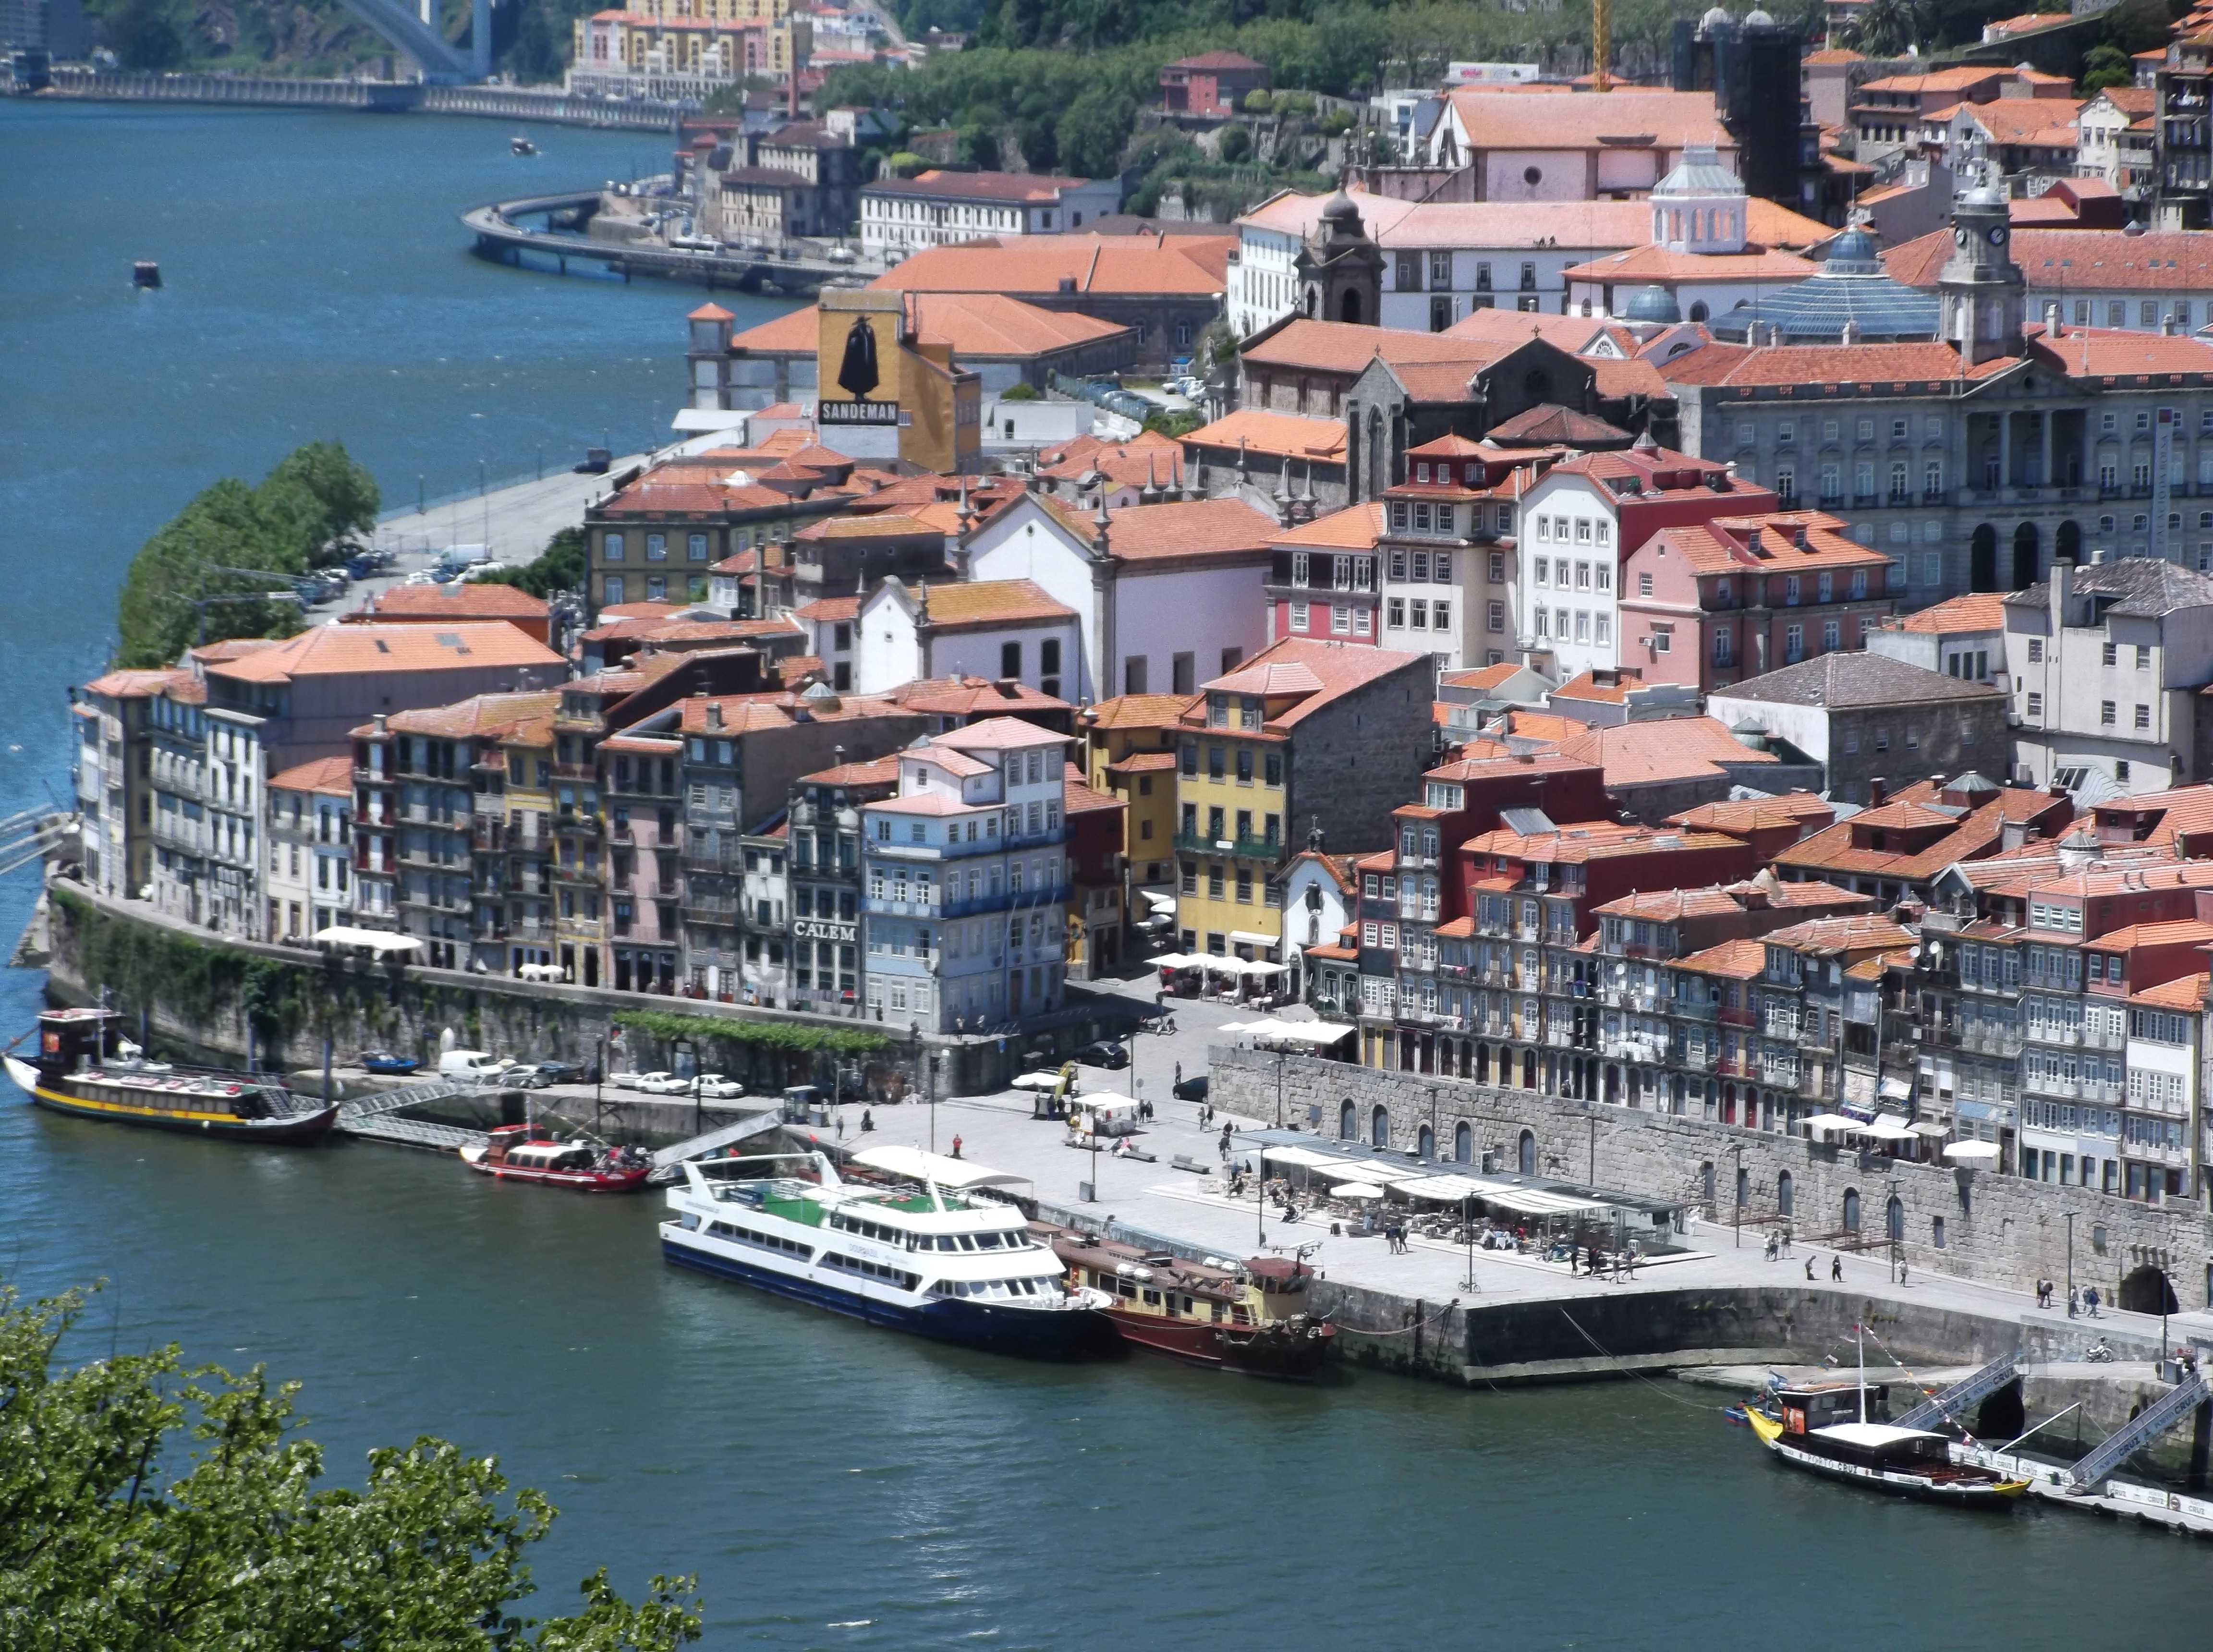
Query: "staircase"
2065 1372 2211 1491
1893 1350 2020 1432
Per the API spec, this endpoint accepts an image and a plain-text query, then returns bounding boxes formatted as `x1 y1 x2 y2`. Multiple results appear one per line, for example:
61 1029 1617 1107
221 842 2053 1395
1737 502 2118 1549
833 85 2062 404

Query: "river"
1 100 2208 1649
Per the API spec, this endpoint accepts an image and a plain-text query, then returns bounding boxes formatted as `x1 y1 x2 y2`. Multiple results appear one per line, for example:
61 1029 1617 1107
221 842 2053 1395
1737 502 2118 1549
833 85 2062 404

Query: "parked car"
359 1050 417 1076
693 1074 745 1100
530 1058 589 1086
1173 1073 1208 1103
610 1069 656 1091
635 1071 690 1094
1075 1039 1129 1070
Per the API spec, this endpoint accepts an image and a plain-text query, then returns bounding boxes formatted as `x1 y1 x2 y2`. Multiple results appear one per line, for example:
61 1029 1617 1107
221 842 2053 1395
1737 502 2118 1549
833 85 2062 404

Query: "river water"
2 101 2208 1648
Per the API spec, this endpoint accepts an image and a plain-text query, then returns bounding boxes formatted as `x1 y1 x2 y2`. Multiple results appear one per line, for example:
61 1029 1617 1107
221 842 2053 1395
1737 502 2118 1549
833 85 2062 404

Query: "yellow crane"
1592 0 1610 93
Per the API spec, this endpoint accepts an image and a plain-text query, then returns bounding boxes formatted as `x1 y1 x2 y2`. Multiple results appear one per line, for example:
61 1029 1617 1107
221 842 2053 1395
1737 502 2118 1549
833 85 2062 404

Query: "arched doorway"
2011 522 2040 589
1886 1194 1905 1241
2119 1264 2180 1315
1455 1120 1471 1163
1518 1130 1535 1174
1701 1161 1716 1203
1366 409 1385 501
1339 1100 1355 1140
1843 1188 1861 1232
1521 1049 1536 1089
1338 288 1362 325
2055 519 2082 566
1970 524 1998 592
1370 1104 1388 1147
1417 1123 1434 1159
1777 1170 1794 1216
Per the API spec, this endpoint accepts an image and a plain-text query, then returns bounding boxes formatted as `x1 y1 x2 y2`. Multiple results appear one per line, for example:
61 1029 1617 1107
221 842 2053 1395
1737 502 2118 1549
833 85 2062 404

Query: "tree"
0 1282 703 1651
1216 122 1252 162
2080 41 2133 91
478 526 586 599
107 0 187 69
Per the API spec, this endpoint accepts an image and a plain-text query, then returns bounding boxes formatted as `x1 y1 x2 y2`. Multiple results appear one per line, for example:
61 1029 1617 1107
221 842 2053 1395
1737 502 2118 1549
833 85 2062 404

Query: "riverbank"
16 69 682 130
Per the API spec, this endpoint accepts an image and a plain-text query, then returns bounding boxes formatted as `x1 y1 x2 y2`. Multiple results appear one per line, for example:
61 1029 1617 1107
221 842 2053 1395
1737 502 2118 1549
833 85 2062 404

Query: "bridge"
463 192 880 293
35 67 684 130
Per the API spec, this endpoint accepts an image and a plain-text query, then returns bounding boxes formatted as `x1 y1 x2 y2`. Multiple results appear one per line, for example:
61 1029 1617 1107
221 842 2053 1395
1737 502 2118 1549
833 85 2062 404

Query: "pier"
461 192 880 294
26 68 684 131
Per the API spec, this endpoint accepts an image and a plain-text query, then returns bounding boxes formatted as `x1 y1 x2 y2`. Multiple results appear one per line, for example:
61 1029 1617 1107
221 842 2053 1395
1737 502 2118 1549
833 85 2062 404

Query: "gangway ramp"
1894 1350 2020 1431
336 1077 467 1124
341 1115 488 1154
2065 1371 2211 1491
647 1110 784 1181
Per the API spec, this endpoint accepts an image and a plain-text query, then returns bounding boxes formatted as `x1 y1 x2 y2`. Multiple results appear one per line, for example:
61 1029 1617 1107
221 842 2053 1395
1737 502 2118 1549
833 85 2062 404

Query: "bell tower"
1293 188 1385 328
1938 170 2026 365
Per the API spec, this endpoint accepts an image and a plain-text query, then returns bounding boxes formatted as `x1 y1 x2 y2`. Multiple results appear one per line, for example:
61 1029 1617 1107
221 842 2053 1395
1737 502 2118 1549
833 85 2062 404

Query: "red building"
1389 748 1610 928
1617 509 1899 691
1455 820 1760 941
1159 50 1269 118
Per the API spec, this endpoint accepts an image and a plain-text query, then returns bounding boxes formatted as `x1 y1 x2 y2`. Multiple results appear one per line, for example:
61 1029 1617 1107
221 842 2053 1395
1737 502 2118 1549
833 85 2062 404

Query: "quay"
21 67 684 131
462 192 879 294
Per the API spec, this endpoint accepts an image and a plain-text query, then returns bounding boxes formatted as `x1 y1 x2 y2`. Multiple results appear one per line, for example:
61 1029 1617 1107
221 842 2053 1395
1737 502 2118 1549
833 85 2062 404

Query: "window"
2102 700 2116 727
2135 704 2151 729
2027 692 2043 717
603 532 625 562
2028 638 2043 662
645 533 667 561
2137 644 2152 669
687 533 708 561
1486 600 1504 633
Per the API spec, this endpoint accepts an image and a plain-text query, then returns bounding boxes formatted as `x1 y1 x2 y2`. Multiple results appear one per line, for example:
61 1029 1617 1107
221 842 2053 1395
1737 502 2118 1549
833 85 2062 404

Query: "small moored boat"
459 1123 651 1191
1047 1227 1335 1379
4 1007 335 1144
511 134 537 156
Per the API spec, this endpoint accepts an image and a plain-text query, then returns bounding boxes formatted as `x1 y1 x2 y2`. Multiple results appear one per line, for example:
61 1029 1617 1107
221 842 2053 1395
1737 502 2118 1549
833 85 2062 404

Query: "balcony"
681 852 736 875
681 894 741 922
1172 830 1284 862
1922 487 1948 505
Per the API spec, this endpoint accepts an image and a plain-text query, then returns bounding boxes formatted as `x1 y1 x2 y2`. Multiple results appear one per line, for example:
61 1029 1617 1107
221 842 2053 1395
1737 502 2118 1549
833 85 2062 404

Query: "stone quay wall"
1209 1047 2212 1304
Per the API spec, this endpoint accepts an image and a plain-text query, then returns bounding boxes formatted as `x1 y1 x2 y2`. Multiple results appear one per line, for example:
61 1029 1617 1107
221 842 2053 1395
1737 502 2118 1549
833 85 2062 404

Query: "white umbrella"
1943 1140 2001 1164
1333 1182 1384 1200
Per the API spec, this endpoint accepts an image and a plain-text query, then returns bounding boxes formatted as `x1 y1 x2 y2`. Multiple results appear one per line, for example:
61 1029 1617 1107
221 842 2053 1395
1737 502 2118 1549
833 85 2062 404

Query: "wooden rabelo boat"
1046 1227 1335 1379
459 1123 652 1191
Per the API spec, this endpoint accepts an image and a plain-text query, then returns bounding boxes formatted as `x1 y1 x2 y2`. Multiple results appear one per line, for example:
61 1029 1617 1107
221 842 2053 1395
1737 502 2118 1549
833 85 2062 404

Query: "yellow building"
815 289 982 474
1078 694 1190 897
1170 639 1437 964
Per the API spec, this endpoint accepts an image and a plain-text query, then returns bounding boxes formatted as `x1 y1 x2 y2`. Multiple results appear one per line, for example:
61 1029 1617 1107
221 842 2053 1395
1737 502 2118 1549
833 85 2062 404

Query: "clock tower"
1937 169 2026 365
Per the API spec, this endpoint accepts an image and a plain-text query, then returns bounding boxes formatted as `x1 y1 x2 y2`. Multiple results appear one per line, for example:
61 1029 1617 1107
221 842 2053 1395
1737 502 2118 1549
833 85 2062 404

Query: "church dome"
1653 144 1745 199
1821 227 1882 274
1698 5 1731 33
1620 284 1682 324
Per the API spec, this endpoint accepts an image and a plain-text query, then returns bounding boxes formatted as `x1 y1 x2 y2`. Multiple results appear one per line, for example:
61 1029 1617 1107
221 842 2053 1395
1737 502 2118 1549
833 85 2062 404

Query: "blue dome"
1620 283 1682 324
1823 227 1881 273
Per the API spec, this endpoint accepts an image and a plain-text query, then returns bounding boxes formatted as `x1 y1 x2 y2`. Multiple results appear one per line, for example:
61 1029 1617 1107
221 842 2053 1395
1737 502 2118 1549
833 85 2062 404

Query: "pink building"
1159 50 1268 118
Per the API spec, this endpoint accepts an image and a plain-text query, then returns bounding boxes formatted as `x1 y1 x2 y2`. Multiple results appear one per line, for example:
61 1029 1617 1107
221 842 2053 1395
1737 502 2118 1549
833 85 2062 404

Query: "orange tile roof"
799 753 903 788
1084 692 1198 729
1241 318 1512 377
364 583 548 620
1563 245 1818 282
1101 498 1279 562
377 689 562 741
209 623 562 684
869 233 1232 299
1885 228 2213 296
1555 716 1779 788
2129 971 2209 1010
1441 662 1532 692
1271 502 1384 551
885 675 1072 716
1667 792 1836 834
83 668 193 699
915 578 1075 629
1761 915 1917 955
793 595 862 623
268 753 356 796
1192 636 1431 730
796 511 940 541
1181 409 1347 461
1677 936 1770 978
2085 918 2213 950
1447 87 1732 153
1661 340 1978 387
1891 591 2008 633
730 291 1130 360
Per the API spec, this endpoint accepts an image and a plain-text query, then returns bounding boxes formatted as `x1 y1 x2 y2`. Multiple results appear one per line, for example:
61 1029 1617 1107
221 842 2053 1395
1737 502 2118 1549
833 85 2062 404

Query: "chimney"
1869 776 1888 807
1058 275 1078 293
2165 312 2182 336
2050 555 2072 633
706 703 724 729
2045 302 2062 339
1840 318 1860 346
373 713 387 733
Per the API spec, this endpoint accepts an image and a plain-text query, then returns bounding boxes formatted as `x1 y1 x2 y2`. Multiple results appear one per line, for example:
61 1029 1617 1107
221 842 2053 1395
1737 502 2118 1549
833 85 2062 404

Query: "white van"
438 1049 511 1081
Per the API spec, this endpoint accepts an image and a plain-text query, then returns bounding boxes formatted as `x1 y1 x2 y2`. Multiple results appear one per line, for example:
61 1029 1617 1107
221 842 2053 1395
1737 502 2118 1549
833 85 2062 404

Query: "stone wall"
1210 1046 2213 1302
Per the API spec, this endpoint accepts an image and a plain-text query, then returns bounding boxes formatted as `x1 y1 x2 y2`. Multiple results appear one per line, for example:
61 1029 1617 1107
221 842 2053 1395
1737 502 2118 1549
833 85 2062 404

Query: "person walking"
951 1134 963 1160
1174 1061 1182 1090
2068 1287 2080 1319
1218 1123 1233 1162
2086 1285 2101 1318
1764 1231 1779 1263
1830 1254 1843 1282
861 1109 875 1133
1804 1256 1815 1282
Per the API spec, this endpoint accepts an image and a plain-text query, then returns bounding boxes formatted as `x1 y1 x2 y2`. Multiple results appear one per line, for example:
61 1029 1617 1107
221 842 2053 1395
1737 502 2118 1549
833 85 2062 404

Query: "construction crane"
1592 0 1610 93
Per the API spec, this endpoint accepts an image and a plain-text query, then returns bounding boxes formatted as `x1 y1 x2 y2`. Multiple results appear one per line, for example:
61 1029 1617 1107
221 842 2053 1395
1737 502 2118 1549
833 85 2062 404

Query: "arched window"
1886 1195 1905 1241
1339 1100 1355 1140
1456 1120 1472 1163
1843 1188 1861 1231
1688 300 1710 323
1518 1129 1535 1175
1777 1170 1794 1216
1371 1104 1389 1147
1417 1123 1434 1159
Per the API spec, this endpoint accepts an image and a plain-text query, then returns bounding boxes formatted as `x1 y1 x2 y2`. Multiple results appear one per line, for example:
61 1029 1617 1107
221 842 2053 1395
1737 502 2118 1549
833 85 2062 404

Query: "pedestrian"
1569 1244 1580 1275
1175 1061 1182 1089
2086 1285 2101 1318
1764 1231 1778 1262
2068 1287 2080 1319
1782 1227 1793 1258
835 1112 846 1142
1219 1123 1233 1161
1804 1256 1815 1282
1898 1259 1908 1287
861 1109 875 1133
951 1134 963 1160
1830 1254 1843 1282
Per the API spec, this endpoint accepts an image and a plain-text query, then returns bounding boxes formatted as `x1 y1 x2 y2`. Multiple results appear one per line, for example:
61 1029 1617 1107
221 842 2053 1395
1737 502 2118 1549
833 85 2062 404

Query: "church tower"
1937 169 2027 365
1294 188 1385 327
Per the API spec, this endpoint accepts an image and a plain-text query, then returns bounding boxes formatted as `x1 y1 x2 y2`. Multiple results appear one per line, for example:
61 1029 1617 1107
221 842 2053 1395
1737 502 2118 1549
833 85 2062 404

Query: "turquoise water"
2 99 2210 1651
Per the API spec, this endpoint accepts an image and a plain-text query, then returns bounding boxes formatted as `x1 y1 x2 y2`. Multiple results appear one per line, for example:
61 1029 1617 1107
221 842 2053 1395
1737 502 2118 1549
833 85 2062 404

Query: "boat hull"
1761 1436 2028 1505
661 1229 1115 1359
462 1155 650 1193
5 1055 336 1144
1104 1305 1336 1379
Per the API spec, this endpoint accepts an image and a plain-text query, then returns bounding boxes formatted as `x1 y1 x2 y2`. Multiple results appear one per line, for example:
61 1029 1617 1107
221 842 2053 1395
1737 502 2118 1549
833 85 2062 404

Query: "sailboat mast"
1857 1323 1866 1424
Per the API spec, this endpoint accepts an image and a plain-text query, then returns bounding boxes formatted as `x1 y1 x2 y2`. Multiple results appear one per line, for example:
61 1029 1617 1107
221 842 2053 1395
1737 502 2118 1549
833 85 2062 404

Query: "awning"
1010 1069 1072 1092
1220 1017 1355 1046
849 1143 1031 1192
1879 1076 1914 1103
1801 1112 1867 1140
1396 1173 1494 1202
1943 1140 2002 1164
1909 1122 1951 1139
1314 1160 1400 1184
671 407 749 432
312 926 422 954
1240 960 1289 977
1228 930 1279 950
1260 1144 1346 1170
1333 1182 1384 1200
1142 891 1178 915
1864 1116 1919 1142
1474 1186 1600 1217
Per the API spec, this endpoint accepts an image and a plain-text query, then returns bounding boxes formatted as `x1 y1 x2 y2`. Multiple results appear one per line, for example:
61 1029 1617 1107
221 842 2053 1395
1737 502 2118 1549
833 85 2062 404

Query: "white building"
1272 845 1361 1000
740 820 791 1008
859 717 1073 1030
961 494 1277 701
859 170 1121 259
2121 971 2201 1202
267 756 354 942
850 577 1082 698
2005 557 2213 798
1864 590 2008 685
1414 87 1737 198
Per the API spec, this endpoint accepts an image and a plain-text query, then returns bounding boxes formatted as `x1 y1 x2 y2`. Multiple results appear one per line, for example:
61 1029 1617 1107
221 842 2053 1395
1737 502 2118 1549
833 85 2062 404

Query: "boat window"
1117 1279 1137 1298
1142 1288 1162 1306
974 1232 1003 1249
957 1235 977 1251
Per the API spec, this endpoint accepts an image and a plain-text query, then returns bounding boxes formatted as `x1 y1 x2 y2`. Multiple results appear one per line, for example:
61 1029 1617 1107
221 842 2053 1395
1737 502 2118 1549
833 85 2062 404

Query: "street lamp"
1732 1143 1744 1248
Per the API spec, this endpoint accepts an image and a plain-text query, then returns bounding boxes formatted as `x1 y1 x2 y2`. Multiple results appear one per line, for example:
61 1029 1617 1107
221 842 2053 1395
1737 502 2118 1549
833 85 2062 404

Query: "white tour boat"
660 1151 1115 1357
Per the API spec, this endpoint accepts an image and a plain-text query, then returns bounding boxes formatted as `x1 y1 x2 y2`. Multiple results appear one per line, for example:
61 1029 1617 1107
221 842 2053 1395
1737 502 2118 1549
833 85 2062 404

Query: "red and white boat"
460 1124 652 1192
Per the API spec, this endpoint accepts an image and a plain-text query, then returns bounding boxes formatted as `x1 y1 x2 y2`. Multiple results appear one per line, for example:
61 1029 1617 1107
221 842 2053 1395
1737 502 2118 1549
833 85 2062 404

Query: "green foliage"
1216 122 1252 163
998 382 1041 401
53 886 250 1031
238 958 300 1055
0 1281 703 1650
882 149 932 176
1317 106 1353 136
612 1008 891 1057
1142 407 1204 437
1240 86 1274 111
105 0 185 66
2080 40 2133 90
113 441 379 669
478 526 586 600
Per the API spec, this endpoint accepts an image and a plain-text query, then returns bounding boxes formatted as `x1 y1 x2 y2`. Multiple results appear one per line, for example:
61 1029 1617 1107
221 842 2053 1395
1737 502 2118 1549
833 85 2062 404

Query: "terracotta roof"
1105 750 1178 774
915 578 1074 629
1441 662 1529 692
1487 403 1629 444
1447 87 1732 153
1667 792 1836 835
377 689 562 741
1241 318 1511 377
1555 716 1779 788
796 512 941 542
1892 591 2008 633
1886 228 2213 295
1463 819 1743 864
209 623 561 684
1084 692 1197 729
885 675 1073 716
1676 936 1769 978
268 754 356 796
1181 409 1347 461
1661 339 1977 387
870 168 1095 202
1102 498 1279 562
1271 502 1384 551
793 595 862 623
800 753 903 789
730 291 1129 360
1775 778 2064 883
870 233 1231 298
1857 66 2018 94
1759 915 1916 956
937 715 1069 753
1166 48 1263 68
1193 636 1431 729
2088 919 2213 951
1564 245 1817 282
1445 307 1612 352
83 668 193 700
363 583 548 620
2129 971 2209 1011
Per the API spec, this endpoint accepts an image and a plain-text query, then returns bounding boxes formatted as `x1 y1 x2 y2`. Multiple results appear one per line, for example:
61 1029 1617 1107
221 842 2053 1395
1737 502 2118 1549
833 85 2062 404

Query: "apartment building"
1077 692 1192 897
1864 591 2008 686
266 756 353 943
2006 558 2213 798
850 579 1080 698
784 753 899 1015
858 170 1120 259
73 669 180 905
585 461 859 620
602 727 685 995
1775 775 2076 906
859 717 1074 1029
1172 640 1437 963
1063 762 1129 979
